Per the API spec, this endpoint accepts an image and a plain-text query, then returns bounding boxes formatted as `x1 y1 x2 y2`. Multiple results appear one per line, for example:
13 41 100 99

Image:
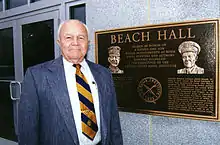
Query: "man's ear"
56 39 60 46
196 55 198 61
195 53 198 61
108 57 111 63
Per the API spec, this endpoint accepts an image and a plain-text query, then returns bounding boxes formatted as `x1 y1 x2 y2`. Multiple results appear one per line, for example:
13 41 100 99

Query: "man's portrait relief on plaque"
177 41 204 74
107 46 124 74
95 19 220 121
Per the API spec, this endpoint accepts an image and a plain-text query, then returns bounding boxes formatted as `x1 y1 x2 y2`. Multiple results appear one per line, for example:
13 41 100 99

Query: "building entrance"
0 10 59 142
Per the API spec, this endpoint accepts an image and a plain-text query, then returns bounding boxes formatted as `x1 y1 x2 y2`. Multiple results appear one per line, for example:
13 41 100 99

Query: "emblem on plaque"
137 77 162 103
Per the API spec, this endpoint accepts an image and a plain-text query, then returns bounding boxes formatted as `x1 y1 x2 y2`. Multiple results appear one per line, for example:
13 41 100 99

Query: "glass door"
0 10 59 142
0 21 17 141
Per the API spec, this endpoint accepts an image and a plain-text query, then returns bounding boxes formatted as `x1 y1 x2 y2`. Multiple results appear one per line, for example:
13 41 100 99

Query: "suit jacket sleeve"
18 68 39 145
109 73 123 145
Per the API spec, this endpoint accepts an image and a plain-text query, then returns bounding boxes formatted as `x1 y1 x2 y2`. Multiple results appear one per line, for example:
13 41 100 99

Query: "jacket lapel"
46 56 79 145
87 61 108 145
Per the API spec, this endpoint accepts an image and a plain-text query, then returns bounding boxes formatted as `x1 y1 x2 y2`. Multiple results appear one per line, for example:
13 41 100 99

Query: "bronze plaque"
95 19 220 121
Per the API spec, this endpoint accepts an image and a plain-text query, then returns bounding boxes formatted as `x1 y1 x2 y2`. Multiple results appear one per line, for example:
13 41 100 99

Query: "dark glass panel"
0 0 3 11
30 0 41 3
22 19 54 73
69 4 86 23
6 0 27 9
0 28 15 80
0 82 17 141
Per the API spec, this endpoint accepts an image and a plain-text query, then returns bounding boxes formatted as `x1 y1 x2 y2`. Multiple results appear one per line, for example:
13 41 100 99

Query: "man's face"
182 51 197 68
57 20 89 64
108 54 120 67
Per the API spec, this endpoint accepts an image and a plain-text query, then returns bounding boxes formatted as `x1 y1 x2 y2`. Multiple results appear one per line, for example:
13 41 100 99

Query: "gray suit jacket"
18 56 123 145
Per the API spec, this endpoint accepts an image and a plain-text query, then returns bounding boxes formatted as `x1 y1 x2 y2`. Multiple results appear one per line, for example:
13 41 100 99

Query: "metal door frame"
0 9 59 141
16 10 60 81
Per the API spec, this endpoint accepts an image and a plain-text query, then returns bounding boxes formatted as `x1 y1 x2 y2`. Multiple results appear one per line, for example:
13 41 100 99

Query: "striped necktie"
74 64 98 140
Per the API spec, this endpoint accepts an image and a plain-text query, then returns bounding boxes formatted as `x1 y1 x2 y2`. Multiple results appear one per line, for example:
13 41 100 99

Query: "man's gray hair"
57 20 89 40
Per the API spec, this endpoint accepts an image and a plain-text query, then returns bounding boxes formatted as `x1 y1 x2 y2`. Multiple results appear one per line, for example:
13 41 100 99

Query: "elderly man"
18 20 123 145
177 41 204 74
108 46 124 74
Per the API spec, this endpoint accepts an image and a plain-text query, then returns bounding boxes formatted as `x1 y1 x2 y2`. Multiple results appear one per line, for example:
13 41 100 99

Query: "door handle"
9 81 21 100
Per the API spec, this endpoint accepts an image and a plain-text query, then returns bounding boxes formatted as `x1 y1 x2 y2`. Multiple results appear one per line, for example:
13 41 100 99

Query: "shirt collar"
62 57 87 70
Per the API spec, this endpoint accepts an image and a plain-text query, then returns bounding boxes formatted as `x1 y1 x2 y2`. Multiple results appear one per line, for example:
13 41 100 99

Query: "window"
0 0 3 11
6 0 27 9
30 0 41 3
69 4 86 24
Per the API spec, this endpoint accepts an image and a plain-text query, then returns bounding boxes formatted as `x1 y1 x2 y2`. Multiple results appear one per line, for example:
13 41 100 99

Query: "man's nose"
71 38 78 45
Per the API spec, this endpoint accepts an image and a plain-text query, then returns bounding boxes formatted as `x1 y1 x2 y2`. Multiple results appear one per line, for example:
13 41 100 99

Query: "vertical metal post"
2 0 5 11
28 0 31 6
149 115 153 145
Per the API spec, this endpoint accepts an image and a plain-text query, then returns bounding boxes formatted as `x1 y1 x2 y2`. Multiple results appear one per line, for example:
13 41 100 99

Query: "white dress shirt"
63 58 101 145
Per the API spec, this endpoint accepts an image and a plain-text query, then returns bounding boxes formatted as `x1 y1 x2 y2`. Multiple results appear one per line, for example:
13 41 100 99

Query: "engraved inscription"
124 43 176 68
168 78 215 115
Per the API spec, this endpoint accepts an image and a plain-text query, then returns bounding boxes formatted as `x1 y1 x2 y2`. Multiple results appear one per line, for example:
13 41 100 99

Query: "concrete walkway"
0 138 17 145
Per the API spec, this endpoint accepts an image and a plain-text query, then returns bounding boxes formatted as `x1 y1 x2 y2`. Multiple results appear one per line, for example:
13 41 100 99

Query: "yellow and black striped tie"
74 64 98 140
